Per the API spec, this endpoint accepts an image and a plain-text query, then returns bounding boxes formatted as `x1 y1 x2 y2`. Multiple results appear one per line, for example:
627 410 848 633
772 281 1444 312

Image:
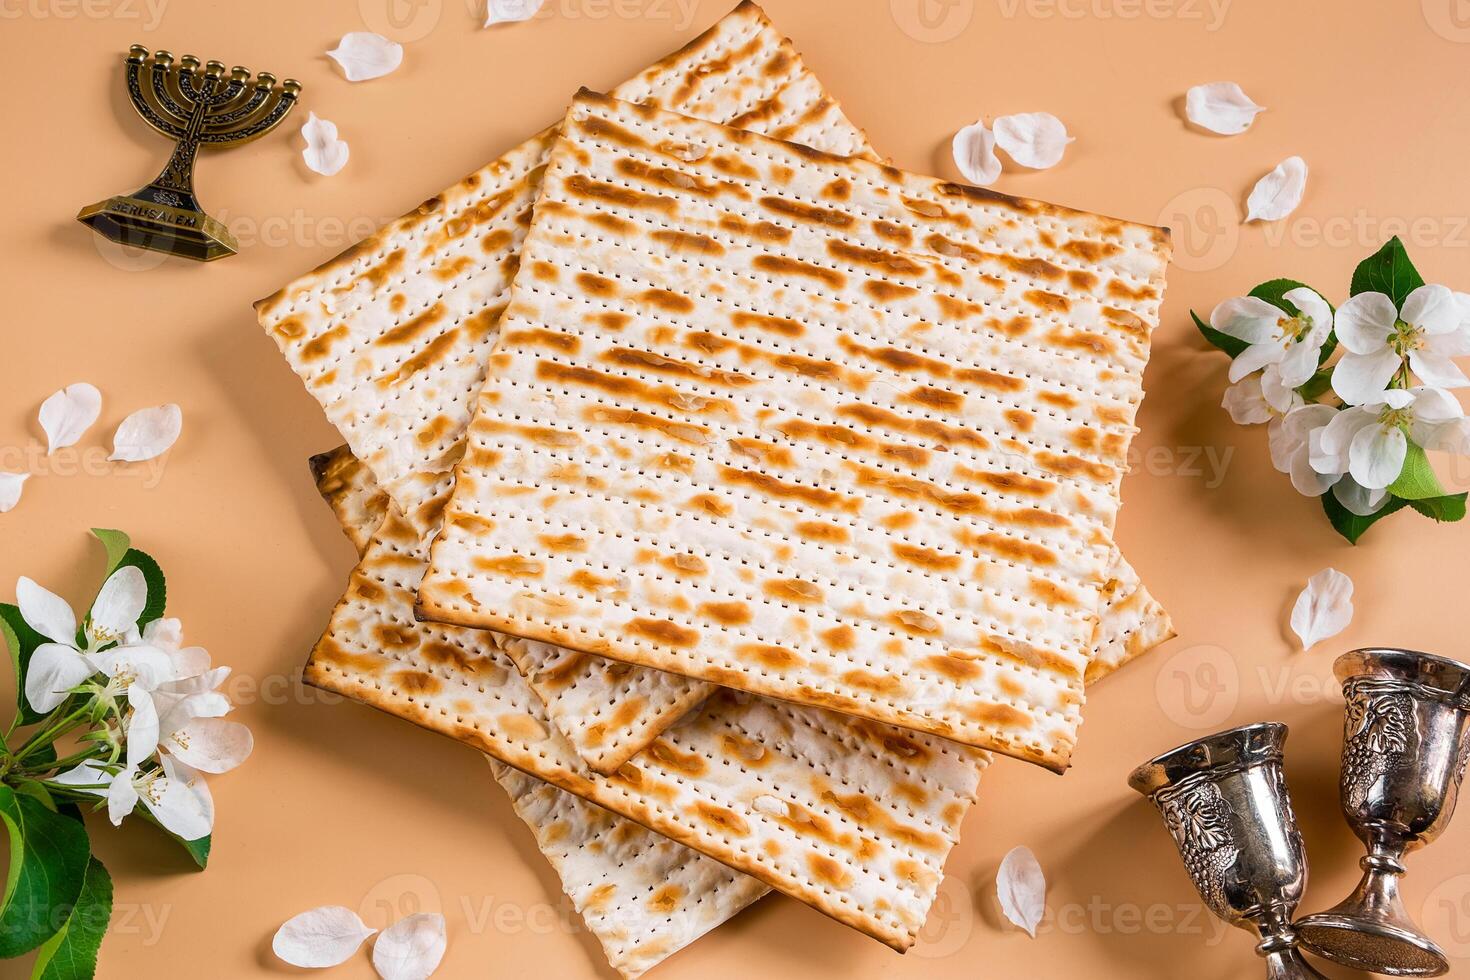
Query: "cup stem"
1262 948 1329 980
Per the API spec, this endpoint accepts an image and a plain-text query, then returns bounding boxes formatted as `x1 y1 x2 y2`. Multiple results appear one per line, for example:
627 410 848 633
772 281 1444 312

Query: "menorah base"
76 188 238 262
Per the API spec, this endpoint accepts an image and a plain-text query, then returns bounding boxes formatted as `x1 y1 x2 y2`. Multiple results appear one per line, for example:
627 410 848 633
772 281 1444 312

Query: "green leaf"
109 549 165 630
0 605 49 729
1350 237 1425 307
30 857 111 980
1408 493 1468 524
1192 310 1249 357
1298 369 1334 401
1247 277 1314 312
1387 442 1448 500
1321 492 1410 544
0 785 91 958
88 531 130 577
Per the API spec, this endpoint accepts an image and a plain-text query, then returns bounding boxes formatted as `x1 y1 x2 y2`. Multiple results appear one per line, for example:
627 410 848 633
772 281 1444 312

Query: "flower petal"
326 32 403 82
106 766 139 826
141 775 213 840
1222 376 1271 424
52 761 113 795
1261 366 1303 414
372 913 447 980
167 718 253 774
1334 291 1398 354
1185 81 1265 135
1408 349 1469 389
160 755 214 829
273 907 377 969
110 405 181 462
1276 339 1320 389
1332 478 1389 517
1349 417 1407 490
1289 450 1336 497
1312 407 1375 475
1227 340 1284 383
1402 283 1460 335
1290 568 1354 650
301 113 350 177
1210 295 1284 345
996 845 1046 938
16 577 78 645
1332 349 1402 406
484 0 545 27
90 565 147 640
992 112 1073 169
125 686 160 768
1414 417 1470 455
24 643 96 713
38 383 102 455
0 472 26 514
951 121 1001 186
1245 156 1307 222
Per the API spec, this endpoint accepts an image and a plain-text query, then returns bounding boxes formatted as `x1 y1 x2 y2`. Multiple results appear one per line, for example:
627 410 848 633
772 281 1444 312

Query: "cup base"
1296 914 1449 977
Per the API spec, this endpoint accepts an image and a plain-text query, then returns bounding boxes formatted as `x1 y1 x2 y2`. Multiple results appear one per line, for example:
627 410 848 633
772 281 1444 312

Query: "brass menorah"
77 45 301 262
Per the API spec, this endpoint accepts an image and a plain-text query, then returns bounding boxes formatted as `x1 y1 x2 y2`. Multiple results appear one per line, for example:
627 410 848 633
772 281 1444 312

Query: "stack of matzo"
262 4 1174 976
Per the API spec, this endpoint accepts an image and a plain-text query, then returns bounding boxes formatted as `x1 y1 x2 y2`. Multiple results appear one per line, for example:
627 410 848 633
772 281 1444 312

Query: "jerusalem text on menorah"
77 45 301 262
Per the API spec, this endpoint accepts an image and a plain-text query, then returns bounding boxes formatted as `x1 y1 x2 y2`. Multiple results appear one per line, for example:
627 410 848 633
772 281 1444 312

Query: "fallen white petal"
273 906 377 969
0 472 28 514
1246 156 1307 222
301 113 350 177
372 913 447 980
1185 82 1265 135
952 120 1002 186
110 405 181 462
327 32 403 82
996 845 1046 938
484 0 545 27
1289 568 1354 651
992 112 1073 169
38 383 102 454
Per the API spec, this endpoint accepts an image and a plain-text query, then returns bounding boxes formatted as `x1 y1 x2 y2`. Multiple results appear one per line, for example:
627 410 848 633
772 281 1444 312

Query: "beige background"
2 0 1469 976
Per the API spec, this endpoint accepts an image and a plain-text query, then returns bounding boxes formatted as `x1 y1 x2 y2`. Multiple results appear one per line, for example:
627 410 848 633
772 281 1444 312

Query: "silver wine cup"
1296 648 1470 977
1129 723 1327 980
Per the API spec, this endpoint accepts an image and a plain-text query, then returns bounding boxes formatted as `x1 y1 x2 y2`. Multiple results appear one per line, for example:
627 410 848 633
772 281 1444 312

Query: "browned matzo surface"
418 92 1173 771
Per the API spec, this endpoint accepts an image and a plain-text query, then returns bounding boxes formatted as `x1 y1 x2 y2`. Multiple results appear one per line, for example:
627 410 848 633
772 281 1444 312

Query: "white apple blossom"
1223 367 1303 423
1310 386 1470 490
1210 288 1333 388
18 566 148 712
1332 284 1470 405
52 694 212 841
1268 404 1338 497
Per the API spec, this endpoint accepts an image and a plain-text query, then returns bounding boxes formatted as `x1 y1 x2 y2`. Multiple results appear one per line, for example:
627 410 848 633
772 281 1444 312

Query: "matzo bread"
310 451 768 978
491 762 769 978
418 92 1172 771
311 446 390 554
255 1 876 513
1085 552 1175 684
310 444 1172 770
306 479 989 951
